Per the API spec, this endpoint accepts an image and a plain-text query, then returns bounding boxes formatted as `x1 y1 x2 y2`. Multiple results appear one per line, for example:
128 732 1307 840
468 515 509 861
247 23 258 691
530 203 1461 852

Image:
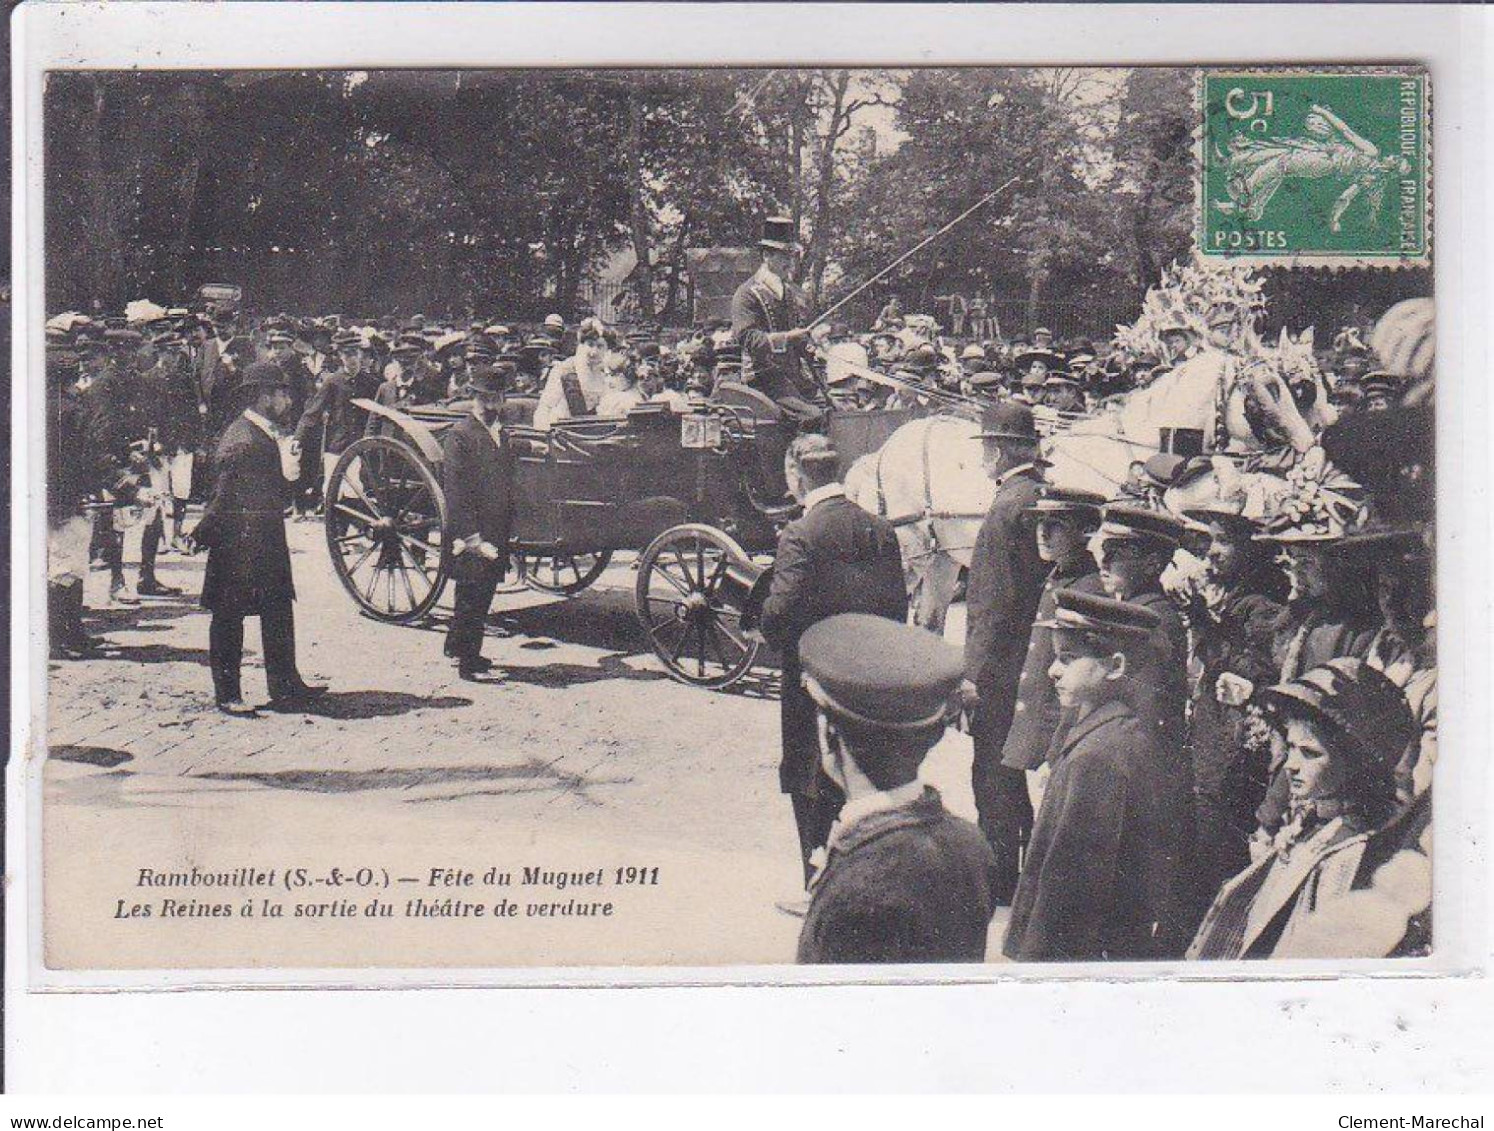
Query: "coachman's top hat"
759 216 797 252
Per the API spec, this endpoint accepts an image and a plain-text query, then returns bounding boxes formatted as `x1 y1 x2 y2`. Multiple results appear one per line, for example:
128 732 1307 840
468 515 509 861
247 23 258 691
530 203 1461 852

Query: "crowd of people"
760 284 1436 966
43 241 1436 966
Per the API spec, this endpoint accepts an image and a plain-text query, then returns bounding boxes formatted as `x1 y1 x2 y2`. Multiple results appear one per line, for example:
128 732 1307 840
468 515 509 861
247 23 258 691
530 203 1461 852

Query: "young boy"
795 614 998 964
1091 503 1190 747
1003 590 1193 962
1000 484 1108 776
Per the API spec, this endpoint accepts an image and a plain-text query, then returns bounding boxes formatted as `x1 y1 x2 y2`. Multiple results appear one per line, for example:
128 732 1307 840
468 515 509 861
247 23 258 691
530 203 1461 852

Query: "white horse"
845 340 1323 631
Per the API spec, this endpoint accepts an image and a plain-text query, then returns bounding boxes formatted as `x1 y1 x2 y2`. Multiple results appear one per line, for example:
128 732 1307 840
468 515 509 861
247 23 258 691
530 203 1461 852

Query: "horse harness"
869 417 986 554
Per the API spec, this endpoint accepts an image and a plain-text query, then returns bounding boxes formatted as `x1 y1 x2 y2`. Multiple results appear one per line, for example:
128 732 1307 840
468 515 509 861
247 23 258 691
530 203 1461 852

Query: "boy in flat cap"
796 614 997 964
1091 503 1190 750
999 485 1107 779
1004 590 1193 962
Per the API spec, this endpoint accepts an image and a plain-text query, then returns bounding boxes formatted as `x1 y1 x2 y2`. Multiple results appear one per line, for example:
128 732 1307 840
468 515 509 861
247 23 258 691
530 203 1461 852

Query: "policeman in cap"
794 614 998 964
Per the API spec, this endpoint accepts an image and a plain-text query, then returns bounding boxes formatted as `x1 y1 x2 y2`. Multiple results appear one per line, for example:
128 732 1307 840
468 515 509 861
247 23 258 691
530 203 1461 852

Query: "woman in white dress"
533 317 612 429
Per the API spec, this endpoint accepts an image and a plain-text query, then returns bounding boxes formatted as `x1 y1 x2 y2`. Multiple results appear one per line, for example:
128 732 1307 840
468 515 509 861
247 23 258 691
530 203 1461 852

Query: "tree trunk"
84 77 118 306
788 75 805 284
1025 259 1047 334
660 216 691 323
807 70 850 306
624 84 655 321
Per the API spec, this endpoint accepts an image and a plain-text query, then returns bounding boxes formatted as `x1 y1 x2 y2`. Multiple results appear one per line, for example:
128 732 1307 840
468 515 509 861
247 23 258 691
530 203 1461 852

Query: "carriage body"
324 394 798 687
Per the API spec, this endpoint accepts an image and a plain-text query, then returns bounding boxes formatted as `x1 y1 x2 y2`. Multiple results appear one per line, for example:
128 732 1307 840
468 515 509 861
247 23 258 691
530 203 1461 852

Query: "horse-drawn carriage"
323 385 935 690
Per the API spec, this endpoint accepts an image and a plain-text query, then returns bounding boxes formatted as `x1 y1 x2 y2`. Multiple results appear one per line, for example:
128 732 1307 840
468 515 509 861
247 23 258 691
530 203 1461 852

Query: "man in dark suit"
729 216 825 423
441 362 518 680
296 332 383 499
759 434 908 904
960 401 1050 903
795 613 997 964
192 361 326 716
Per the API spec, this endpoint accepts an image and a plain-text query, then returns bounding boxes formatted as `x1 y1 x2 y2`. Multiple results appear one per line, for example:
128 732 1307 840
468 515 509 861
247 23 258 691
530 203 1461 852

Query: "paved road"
42 515 1001 971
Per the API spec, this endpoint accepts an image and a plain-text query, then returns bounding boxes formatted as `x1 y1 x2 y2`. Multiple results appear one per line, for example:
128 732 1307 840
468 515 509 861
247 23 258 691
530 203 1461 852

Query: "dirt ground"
40 514 1004 972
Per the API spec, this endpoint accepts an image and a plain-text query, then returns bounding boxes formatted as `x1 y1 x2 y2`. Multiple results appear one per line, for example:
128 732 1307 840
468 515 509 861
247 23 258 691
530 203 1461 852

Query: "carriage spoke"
669 547 697 591
712 613 750 655
667 619 693 663
650 562 693 598
702 556 729 597
333 502 380 530
340 471 382 521
702 620 732 670
394 546 419 610
344 540 379 580
695 621 707 678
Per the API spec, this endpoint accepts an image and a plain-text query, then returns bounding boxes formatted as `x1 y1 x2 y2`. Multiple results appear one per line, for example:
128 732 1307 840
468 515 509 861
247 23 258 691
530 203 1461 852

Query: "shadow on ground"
198 758 629 805
272 690 472 720
50 744 135 768
84 642 211 665
491 588 649 655
85 601 203 628
496 651 668 690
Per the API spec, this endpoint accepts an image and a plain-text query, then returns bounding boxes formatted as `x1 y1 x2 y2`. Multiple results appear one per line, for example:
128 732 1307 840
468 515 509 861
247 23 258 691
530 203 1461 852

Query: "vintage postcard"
28 53 1438 981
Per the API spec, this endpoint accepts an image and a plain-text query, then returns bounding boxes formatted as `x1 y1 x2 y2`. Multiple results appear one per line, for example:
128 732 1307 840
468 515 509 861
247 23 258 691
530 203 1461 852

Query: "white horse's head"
1221 343 1319 455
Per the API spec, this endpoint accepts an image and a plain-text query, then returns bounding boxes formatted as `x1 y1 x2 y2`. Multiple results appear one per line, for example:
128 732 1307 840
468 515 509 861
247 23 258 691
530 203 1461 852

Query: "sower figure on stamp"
759 434 908 914
795 614 998 965
441 362 518 681
959 402 1050 904
192 361 327 716
730 216 827 425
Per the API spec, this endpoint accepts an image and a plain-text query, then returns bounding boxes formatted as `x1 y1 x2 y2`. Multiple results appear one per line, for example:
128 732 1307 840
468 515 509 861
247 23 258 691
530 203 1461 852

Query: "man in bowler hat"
441 362 518 679
960 401 1050 902
192 361 326 715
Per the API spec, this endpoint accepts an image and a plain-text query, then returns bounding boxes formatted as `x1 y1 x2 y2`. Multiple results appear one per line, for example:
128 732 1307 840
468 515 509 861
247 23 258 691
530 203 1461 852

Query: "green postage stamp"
1199 68 1430 267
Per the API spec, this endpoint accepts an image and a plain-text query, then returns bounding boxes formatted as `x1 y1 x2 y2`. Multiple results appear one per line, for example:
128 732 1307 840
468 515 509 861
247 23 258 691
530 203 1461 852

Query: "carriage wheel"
515 549 613 596
634 524 761 689
324 435 449 623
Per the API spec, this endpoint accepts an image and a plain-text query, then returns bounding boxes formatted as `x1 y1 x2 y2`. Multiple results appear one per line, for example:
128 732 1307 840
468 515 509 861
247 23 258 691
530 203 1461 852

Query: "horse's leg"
914 548 963 637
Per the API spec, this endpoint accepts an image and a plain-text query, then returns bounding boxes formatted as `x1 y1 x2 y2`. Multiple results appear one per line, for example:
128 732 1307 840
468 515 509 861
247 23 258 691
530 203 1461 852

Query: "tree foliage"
45 66 1258 333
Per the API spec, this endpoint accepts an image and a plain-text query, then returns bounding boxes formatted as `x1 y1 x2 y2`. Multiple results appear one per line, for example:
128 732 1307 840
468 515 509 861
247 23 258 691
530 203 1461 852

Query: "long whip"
807 174 1022 332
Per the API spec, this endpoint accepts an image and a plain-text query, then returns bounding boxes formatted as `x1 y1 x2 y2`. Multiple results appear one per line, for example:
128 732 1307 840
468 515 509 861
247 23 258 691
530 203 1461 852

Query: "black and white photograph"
29 55 1440 974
